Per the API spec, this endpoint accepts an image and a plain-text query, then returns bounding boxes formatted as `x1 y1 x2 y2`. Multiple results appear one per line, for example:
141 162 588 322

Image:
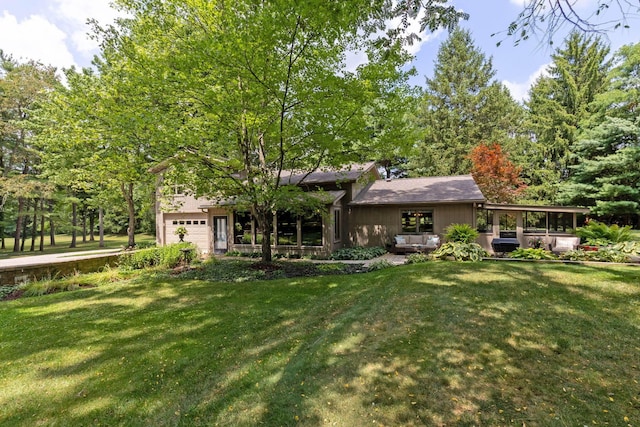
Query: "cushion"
408 235 423 245
426 236 440 247
394 235 406 245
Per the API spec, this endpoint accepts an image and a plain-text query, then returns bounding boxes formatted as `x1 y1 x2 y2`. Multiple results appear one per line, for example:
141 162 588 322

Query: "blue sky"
1 0 638 101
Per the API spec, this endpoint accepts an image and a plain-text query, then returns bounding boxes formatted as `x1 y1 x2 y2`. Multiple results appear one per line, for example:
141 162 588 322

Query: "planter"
578 245 599 251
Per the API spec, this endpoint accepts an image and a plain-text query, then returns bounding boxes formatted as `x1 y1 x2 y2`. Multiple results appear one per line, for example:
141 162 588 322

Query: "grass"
0 234 156 260
1 261 639 426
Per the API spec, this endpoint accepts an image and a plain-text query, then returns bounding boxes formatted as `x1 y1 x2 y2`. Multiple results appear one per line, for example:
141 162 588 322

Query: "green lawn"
0 234 155 259
1 261 639 426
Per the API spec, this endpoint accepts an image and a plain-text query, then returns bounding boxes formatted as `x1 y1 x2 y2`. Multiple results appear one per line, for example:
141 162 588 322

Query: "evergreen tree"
525 32 610 202
409 28 524 177
559 42 640 224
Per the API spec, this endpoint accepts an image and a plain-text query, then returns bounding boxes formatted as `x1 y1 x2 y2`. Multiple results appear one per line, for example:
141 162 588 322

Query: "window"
172 220 178 225
333 209 341 242
277 212 298 245
524 211 546 233
200 220 206 225
234 211 253 244
499 212 516 232
401 210 433 233
301 213 323 246
549 212 572 232
476 208 492 232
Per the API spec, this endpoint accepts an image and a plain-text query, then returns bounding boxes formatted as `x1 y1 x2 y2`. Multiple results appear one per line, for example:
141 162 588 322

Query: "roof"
197 190 346 210
350 175 485 206
280 162 378 185
483 203 590 214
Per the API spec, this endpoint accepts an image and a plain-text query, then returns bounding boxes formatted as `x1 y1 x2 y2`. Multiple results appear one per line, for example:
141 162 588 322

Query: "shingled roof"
279 162 378 186
350 175 485 205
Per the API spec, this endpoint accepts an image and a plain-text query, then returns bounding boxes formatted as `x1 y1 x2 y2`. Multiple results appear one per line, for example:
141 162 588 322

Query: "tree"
93 0 464 262
37 65 158 249
0 52 58 252
469 142 526 203
524 32 610 202
559 42 640 224
500 0 640 46
409 28 525 177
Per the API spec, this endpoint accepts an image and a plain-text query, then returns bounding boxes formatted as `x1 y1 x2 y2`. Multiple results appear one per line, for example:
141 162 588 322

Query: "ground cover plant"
177 258 366 282
328 246 387 260
2 262 640 426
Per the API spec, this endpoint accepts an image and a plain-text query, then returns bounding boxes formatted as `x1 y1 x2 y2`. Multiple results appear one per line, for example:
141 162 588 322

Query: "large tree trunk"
13 197 25 252
1 209 5 250
30 198 37 251
20 199 29 252
49 199 56 246
81 207 87 243
69 202 77 248
39 198 45 251
98 207 105 248
122 182 136 248
89 210 95 242
256 207 273 263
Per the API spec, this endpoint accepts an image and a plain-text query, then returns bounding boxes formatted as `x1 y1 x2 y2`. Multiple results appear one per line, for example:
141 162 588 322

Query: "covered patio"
476 203 590 254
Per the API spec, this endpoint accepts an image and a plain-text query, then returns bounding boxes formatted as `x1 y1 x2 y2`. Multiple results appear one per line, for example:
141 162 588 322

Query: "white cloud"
503 62 550 102
345 10 446 72
51 0 124 54
0 11 77 70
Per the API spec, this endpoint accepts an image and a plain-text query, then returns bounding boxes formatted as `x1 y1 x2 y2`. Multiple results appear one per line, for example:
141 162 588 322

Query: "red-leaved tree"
469 142 526 203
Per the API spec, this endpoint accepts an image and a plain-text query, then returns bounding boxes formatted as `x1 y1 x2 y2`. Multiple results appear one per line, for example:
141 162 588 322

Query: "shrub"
432 242 488 262
329 246 386 260
367 259 395 271
405 253 431 264
575 221 633 246
510 248 558 260
118 243 196 270
609 241 640 255
444 223 479 244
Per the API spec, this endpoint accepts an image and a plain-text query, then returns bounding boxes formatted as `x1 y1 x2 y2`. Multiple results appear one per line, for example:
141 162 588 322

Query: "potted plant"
174 226 188 242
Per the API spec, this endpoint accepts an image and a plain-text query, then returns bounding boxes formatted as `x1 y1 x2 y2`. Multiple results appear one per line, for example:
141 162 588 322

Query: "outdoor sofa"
392 233 441 254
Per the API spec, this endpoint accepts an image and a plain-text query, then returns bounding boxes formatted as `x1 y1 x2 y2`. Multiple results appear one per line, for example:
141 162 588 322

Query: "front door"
213 216 228 253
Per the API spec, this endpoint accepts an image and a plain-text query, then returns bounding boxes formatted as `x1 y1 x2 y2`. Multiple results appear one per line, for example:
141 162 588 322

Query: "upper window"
401 210 433 233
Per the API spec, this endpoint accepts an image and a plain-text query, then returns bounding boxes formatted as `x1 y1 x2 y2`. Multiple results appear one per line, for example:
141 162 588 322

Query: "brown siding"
433 204 475 233
349 203 476 247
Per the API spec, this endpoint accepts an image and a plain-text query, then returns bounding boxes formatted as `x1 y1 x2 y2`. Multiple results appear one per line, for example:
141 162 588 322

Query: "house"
154 163 589 256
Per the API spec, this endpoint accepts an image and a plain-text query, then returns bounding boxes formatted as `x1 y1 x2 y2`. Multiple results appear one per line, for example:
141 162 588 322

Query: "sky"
1 0 638 102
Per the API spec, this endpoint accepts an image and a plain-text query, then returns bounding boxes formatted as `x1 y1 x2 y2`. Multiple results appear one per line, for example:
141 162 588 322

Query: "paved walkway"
0 249 122 269
0 249 407 270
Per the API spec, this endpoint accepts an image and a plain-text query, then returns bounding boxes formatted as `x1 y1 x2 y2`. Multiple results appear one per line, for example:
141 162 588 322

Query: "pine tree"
409 28 524 177
525 32 610 202
558 42 640 224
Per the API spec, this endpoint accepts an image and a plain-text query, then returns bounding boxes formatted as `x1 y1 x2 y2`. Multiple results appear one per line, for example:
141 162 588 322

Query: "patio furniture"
551 236 581 254
392 234 440 254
